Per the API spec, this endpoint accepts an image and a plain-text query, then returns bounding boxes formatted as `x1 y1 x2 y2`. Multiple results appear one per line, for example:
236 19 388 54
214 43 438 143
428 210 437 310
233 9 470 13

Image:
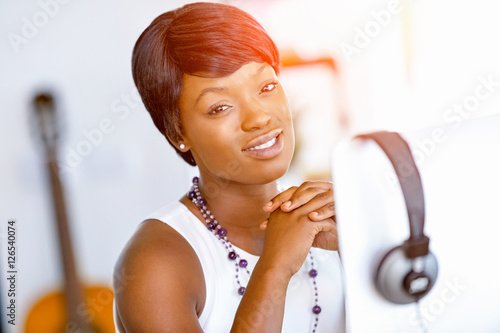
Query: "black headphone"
356 131 438 304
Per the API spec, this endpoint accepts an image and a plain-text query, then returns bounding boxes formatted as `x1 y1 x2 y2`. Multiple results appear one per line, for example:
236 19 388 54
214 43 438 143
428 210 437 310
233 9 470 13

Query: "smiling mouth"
242 129 284 159
245 137 277 151
243 128 282 150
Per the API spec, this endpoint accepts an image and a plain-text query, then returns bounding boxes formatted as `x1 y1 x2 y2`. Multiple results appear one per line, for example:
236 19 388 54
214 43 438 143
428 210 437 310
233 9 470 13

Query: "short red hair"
132 2 280 165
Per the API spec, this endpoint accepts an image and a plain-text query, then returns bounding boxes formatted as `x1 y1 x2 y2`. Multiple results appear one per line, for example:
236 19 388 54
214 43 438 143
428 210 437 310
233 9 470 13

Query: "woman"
114 2 345 332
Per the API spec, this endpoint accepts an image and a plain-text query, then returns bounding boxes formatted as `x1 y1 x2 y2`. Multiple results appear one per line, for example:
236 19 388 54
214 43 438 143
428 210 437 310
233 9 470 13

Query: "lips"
242 129 284 159
243 128 282 151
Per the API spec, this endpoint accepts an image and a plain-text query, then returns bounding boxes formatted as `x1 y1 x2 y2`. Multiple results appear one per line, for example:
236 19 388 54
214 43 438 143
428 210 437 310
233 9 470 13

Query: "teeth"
247 137 276 151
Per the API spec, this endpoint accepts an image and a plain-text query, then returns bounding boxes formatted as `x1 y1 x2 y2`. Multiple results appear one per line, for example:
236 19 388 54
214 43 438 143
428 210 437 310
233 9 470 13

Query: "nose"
240 100 271 132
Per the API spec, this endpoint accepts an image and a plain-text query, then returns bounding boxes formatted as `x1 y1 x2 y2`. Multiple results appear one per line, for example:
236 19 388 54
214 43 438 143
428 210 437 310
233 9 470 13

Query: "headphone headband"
356 131 429 258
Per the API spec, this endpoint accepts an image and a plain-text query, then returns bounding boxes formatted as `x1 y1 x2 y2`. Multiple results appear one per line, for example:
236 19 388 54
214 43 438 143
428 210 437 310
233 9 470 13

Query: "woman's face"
178 62 294 185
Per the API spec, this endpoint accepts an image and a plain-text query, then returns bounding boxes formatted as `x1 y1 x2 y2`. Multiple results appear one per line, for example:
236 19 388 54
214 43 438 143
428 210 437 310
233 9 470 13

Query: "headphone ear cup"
375 245 439 304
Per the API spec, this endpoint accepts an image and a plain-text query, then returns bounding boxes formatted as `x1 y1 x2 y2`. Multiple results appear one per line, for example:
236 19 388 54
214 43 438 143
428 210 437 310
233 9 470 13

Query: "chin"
260 166 289 184
246 150 293 185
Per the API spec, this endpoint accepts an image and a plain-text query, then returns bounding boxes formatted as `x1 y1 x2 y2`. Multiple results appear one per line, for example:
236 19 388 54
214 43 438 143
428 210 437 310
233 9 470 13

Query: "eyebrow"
255 63 267 76
194 86 229 107
194 64 269 106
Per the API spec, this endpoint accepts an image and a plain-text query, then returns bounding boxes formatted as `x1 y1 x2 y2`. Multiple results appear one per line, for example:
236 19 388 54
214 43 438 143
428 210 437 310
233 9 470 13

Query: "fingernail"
310 212 319 218
282 201 291 208
264 201 273 207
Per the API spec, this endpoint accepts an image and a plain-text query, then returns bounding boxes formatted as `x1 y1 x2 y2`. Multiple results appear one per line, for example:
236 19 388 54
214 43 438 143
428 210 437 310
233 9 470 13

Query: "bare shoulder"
113 218 206 332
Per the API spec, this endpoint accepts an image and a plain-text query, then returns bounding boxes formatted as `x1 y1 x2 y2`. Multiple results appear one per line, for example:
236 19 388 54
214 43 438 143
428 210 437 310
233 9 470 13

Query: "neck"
182 174 281 255
202 177 279 226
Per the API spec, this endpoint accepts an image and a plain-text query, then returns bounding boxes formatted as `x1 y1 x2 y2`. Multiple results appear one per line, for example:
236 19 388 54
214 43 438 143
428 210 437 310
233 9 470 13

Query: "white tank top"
115 201 345 332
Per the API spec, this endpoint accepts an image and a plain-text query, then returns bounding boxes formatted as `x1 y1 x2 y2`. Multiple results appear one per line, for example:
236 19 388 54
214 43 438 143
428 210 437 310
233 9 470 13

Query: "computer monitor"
332 114 500 332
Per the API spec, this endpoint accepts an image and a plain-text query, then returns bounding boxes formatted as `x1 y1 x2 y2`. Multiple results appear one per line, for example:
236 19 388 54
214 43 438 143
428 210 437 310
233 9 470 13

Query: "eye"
208 104 230 115
260 81 278 93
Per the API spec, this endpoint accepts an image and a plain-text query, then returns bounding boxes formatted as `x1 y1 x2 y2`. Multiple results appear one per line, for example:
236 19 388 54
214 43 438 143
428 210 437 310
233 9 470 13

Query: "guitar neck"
34 93 95 332
46 146 92 331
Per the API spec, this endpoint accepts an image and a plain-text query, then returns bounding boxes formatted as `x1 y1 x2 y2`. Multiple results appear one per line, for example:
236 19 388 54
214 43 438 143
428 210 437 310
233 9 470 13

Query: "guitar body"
25 286 115 333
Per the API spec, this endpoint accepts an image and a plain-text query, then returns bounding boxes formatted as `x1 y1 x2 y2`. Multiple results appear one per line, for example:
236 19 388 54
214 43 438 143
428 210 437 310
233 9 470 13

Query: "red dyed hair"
132 2 280 165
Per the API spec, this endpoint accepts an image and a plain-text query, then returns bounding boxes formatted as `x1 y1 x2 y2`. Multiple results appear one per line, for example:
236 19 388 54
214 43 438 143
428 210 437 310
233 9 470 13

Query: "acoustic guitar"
25 93 115 333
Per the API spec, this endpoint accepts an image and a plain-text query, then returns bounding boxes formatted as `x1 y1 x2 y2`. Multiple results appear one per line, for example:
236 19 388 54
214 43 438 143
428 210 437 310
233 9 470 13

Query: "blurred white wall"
1 0 500 331
0 0 196 331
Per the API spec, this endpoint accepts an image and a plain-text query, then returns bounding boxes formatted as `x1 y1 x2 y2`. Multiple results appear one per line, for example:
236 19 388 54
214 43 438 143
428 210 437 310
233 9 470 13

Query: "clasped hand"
258 181 338 277
261 182 338 251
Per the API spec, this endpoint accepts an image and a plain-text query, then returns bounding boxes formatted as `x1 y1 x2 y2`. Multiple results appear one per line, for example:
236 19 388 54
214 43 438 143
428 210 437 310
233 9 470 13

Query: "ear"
166 132 190 152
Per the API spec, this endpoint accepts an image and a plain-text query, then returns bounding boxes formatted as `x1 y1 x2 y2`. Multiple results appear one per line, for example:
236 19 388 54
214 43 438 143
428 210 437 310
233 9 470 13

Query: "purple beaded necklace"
188 177 322 332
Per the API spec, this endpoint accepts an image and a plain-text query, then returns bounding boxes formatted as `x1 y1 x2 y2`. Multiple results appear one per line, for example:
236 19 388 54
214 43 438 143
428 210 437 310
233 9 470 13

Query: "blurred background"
1 0 500 331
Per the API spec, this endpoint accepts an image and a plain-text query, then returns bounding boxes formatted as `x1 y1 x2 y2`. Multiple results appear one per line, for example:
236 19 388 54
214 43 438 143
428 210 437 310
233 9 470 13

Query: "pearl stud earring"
179 144 186 150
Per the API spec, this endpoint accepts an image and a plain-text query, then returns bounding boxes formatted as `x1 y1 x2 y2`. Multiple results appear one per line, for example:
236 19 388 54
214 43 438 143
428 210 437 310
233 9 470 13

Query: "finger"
281 186 330 212
291 189 334 217
280 181 333 212
260 220 268 230
263 186 298 212
309 218 336 235
309 202 336 221
311 221 338 251
264 181 333 213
